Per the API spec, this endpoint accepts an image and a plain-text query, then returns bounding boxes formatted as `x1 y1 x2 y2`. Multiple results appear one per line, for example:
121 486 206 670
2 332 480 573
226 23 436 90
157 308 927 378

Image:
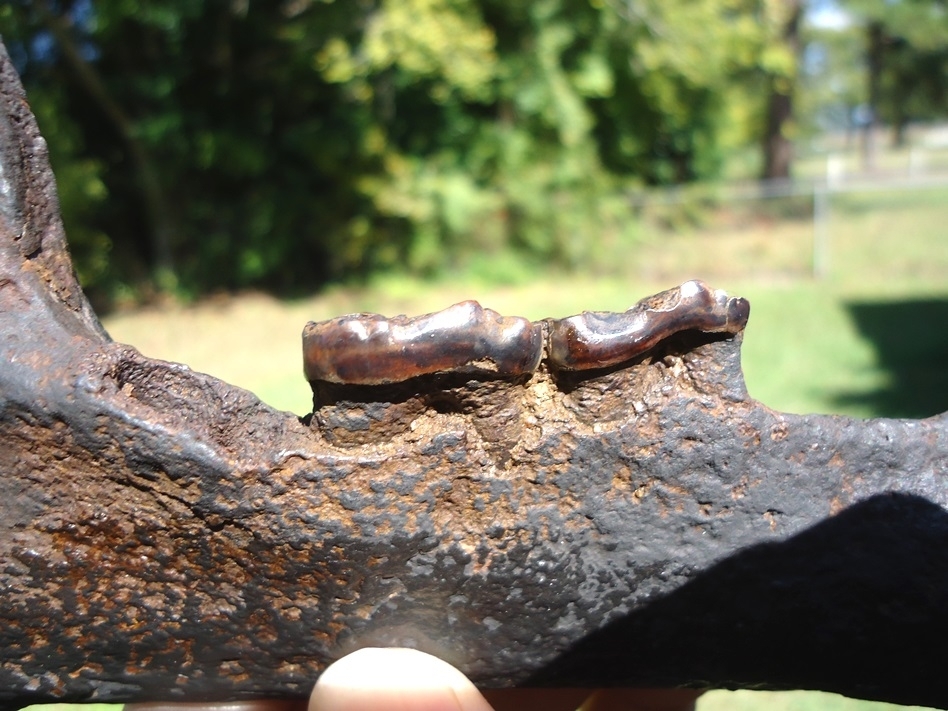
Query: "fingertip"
310 648 494 711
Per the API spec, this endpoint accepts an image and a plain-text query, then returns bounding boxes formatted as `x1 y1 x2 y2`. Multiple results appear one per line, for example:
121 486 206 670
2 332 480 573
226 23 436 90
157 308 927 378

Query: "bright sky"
808 0 852 29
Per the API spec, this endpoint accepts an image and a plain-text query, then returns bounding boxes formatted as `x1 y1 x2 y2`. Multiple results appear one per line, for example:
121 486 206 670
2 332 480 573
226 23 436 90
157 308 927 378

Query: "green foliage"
844 0 948 52
798 22 866 134
1 0 820 304
834 0 948 137
27 83 113 290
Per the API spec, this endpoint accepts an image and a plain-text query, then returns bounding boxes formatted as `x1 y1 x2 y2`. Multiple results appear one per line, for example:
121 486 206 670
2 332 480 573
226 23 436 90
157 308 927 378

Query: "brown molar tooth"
303 300 544 385
546 280 750 371
303 281 750 385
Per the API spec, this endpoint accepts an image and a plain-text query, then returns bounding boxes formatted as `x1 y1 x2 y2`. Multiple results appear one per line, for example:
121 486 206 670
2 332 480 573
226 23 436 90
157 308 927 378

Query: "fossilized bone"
0 38 946 711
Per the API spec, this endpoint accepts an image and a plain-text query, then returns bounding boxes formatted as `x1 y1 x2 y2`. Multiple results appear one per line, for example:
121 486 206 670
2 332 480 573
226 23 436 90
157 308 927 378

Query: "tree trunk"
2 38 948 711
761 0 802 181
862 20 886 171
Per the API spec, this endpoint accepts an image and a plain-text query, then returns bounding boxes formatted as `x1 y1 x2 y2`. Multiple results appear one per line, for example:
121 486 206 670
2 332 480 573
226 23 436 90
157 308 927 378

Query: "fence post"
813 154 842 279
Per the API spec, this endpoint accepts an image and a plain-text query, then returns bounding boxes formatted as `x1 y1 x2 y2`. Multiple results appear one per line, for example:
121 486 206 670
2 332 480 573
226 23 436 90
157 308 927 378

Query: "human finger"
309 647 494 711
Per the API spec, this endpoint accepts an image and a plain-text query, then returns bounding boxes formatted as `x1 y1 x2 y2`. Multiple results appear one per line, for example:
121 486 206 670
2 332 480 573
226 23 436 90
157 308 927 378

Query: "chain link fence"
627 129 948 282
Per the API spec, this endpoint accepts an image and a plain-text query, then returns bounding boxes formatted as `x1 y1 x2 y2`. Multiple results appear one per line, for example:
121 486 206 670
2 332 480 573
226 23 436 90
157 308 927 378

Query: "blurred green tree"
838 0 948 161
0 0 810 304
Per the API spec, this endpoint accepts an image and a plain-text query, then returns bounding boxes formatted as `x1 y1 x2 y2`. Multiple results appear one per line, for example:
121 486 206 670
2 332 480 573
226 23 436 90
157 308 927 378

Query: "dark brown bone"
303 301 543 384
2 39 948 711
547 280 750 371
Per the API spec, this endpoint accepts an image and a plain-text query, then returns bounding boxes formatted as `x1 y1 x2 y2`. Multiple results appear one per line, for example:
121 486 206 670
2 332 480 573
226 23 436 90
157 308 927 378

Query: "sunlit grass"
698 689 937 711
104 183 948 419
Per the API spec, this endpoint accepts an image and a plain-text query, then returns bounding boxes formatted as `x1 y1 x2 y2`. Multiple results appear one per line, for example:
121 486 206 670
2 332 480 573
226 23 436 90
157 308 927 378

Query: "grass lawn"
698 690 937 711
104 184 948 420
95 184 948 711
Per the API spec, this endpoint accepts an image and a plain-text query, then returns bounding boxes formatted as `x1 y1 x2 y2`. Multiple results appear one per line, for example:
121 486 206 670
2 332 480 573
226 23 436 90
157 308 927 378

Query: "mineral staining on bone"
302 281 749 385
